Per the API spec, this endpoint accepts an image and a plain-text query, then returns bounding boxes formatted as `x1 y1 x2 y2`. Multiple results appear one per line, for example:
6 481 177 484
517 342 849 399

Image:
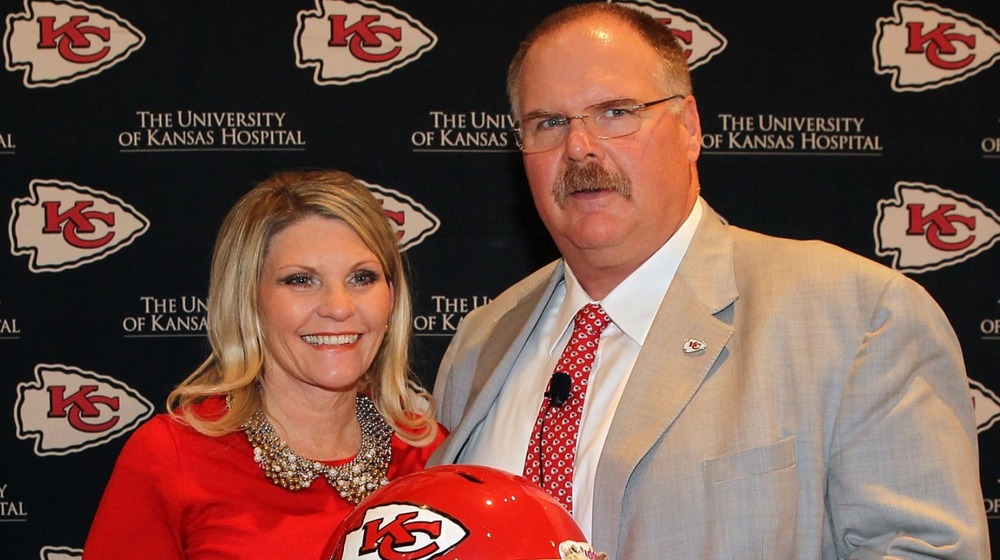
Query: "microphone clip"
545 371 572 407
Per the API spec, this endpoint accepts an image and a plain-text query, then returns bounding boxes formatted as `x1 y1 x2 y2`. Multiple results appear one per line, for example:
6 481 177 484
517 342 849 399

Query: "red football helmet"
323 464 602 560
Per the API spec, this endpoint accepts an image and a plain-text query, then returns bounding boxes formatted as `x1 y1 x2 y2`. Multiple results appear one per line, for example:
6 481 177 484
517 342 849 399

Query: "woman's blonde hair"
167 169 437 446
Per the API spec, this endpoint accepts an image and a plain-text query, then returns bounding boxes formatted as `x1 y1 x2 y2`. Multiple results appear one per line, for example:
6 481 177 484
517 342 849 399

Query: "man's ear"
680 95 702 162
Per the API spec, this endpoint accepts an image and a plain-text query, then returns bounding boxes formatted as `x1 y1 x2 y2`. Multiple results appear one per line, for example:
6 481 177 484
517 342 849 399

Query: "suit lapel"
437 263 564 463
592 206 737 554
464 283 552 418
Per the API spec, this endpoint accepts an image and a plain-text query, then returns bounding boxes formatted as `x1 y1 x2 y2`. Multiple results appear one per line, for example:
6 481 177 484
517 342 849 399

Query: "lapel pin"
683 339 707 354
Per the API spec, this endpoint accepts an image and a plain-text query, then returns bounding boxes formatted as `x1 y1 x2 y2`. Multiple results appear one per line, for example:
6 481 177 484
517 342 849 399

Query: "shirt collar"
550 198 704 353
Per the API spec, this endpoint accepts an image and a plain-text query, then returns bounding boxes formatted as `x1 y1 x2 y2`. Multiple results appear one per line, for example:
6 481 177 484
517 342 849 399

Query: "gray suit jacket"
430 204 989 559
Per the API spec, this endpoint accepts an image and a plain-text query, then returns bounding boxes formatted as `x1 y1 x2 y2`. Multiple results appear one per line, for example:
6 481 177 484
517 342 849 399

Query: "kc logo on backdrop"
15 363 153 456
40 546 82 560
874 182 1000 273
614 0 726 69
971 379 1000 434
295 0 436 85
874 0 1000 91
9 179 149 272
362 180 440 251
3 0 144 87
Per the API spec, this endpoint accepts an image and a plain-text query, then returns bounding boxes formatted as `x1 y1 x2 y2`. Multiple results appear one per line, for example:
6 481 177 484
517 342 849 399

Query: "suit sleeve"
431 325 461 411
432 304 484 430
827 274 989 559
83 417 186 560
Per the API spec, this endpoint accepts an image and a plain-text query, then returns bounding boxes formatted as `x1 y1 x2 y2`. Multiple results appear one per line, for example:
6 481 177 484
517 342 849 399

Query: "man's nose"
564 116 603 160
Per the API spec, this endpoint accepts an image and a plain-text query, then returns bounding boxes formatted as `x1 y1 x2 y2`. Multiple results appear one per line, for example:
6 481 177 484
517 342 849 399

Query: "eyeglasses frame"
512 94 685 153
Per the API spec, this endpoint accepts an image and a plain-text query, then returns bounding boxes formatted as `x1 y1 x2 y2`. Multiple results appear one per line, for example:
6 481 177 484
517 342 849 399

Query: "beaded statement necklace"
242 394 392 504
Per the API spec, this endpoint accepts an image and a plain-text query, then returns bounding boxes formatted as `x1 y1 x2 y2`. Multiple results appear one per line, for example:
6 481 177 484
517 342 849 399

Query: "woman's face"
258 215 392 396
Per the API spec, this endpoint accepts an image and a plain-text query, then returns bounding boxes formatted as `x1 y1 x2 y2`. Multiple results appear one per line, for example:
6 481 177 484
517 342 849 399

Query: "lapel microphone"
545 372 572 407
537 371 572 490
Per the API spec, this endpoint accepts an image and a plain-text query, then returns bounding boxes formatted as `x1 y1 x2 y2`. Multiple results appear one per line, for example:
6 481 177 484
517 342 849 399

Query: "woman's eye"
279 273 314 287
349 270 380 287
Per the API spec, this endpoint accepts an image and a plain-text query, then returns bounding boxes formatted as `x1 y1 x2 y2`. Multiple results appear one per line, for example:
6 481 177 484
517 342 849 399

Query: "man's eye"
601 107 634 119
535 116 567 131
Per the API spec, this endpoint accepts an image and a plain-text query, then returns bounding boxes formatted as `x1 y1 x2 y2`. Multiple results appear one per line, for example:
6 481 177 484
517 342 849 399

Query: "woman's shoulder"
389 420 447 477
124 396 232 452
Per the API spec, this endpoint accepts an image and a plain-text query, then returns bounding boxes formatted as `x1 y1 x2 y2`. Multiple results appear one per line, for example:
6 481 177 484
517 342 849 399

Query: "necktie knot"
574 303 609 337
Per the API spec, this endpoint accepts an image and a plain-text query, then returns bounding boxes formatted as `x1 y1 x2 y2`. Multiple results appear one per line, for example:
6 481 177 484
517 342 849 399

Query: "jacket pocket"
703 436 799 558
704 435 797 483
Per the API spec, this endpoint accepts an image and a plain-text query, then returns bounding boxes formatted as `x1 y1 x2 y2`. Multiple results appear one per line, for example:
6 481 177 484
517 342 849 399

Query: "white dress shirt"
460 199 704 538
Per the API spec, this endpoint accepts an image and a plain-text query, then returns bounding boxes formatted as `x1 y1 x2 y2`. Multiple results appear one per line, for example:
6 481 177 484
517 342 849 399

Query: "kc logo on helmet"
874 181 1000 273
4 0 145 88
362 180 440 251
295 0 437 85
337 503 469 560
614 1 726 69
873 0 1000 92
9 178 150 273
15 363 153 456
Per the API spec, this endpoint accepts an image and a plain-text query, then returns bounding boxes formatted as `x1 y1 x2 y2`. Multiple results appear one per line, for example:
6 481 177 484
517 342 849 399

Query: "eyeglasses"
512 95 684 153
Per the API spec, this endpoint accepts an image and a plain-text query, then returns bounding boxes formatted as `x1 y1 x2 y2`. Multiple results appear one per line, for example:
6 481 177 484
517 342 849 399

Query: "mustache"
553 163 630 206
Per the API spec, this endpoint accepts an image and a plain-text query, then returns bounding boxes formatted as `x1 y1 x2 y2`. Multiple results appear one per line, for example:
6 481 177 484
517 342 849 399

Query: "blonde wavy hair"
167 169 437 446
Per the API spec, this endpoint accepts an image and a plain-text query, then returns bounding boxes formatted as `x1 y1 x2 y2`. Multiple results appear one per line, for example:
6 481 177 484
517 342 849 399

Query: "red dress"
83 398 445 560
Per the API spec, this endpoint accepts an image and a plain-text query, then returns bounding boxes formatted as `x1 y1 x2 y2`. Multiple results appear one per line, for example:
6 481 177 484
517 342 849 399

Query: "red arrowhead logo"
874 0 1000 91
363 180 439 251
15 363 154 456
874 181 1000 273
616 1 726 70
4 0 145 88
295 0 437 85
10 178 150 272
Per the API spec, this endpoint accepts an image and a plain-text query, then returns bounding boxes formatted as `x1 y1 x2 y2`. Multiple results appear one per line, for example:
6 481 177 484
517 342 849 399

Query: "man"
430 3 989 558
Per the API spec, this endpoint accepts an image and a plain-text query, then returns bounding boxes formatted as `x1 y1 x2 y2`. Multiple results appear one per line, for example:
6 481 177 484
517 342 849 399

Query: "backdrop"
2 0 998 557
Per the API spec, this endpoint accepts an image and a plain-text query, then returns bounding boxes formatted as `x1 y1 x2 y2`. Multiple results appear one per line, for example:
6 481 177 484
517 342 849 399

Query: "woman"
84 170 445 559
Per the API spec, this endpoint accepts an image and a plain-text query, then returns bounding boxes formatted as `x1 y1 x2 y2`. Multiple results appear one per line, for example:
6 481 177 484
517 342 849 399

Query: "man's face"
516 16 702 285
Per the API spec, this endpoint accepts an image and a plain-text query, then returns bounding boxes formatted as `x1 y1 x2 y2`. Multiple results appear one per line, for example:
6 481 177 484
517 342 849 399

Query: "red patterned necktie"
523 302 610 512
